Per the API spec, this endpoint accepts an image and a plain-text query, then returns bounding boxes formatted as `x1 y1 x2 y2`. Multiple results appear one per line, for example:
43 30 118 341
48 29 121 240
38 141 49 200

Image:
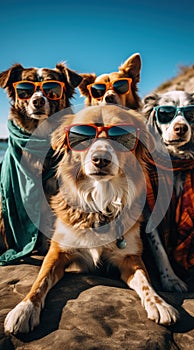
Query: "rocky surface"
0 253 194 350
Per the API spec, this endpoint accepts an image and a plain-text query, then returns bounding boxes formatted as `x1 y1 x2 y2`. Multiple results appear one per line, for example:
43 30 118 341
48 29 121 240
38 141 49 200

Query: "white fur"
147 230 188 292
129 269 179 324
27 91 50 119
143 90 193 292
4 300 41 334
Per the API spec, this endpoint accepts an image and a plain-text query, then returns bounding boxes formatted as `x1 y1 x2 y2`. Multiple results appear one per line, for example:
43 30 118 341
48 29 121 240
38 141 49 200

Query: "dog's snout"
173 123 188 136
104 94 117 104
32 96 45 108
91 151 112 168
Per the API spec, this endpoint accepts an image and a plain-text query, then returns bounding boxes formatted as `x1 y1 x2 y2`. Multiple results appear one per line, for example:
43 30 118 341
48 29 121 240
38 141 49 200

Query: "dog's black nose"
173 123 188 136
91 151 112 168
32 96 45 108
104 94 117 104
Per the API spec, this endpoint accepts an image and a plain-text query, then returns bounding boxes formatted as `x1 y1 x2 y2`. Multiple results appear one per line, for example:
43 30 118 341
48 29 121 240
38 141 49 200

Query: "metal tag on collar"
115 219 127 249
116 236 127 249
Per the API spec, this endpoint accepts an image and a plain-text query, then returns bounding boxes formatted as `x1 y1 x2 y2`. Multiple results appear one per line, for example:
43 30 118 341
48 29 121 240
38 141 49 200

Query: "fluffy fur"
79 53 141 109
0 63 82 253
143 90 194 159
142 90 194 292
4 105 179 334
0 63 82 133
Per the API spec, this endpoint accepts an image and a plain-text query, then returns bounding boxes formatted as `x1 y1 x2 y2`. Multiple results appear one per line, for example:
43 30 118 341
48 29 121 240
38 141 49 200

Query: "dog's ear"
0 63 24 98
56 62 83 98
142 93 160 119
119 53 141 83
78 73 96 105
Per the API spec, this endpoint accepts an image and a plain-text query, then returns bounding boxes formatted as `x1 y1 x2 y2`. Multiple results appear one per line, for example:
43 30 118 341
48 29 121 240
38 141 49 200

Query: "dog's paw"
144 294 179 325
160 272 188 293
4 300 41 334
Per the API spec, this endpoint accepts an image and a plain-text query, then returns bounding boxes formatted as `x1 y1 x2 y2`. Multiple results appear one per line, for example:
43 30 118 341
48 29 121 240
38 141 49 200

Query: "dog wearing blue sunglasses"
78 53 142 110
142 90 194 294
143 90 194 159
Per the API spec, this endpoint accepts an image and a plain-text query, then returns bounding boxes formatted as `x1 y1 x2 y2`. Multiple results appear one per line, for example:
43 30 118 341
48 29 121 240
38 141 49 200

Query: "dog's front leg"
119 255 179 325
147 229 188 292
4 241 68 334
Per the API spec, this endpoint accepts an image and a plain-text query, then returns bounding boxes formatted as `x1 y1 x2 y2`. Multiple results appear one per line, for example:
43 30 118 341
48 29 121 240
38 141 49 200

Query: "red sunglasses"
64 124 140 152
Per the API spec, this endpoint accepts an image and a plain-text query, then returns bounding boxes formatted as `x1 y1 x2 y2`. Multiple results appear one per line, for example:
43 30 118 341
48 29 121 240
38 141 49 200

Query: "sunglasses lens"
68 125 96 151
90 84 106 99
156 106 176 124
42 81 62 100
113 79 130 94
108 125 137 151
183 106 194 123
15 82 35 99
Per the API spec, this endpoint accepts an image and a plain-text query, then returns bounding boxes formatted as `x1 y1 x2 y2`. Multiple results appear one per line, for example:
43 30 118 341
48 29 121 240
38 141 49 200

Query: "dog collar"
92 213 127 249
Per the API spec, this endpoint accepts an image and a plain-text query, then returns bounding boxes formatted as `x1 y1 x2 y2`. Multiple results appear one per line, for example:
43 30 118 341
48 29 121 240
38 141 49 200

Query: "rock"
0 254 194 350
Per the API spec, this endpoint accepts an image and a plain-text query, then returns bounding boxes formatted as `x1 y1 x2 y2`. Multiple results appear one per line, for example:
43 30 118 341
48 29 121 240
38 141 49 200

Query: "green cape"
0 120 56 265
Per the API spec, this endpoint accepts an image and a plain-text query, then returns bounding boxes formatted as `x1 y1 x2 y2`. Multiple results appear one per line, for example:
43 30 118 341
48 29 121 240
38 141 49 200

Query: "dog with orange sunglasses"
0 62 82 263
78 53 141 110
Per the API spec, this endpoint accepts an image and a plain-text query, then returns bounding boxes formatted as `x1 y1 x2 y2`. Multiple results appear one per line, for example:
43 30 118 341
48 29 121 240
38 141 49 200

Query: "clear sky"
0 0 194 137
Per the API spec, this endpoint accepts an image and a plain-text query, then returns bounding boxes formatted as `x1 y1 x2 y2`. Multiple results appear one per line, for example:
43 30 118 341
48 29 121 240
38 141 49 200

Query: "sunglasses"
13 80 66 100
65 124 140 152
87 78 132 100
154 105 194 124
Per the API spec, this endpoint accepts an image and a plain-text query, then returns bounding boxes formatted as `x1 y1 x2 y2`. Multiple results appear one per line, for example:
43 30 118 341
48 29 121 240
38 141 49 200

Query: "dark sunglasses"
65 124 140 152
13 80 66 100
154 105 194 124
87 78 132 100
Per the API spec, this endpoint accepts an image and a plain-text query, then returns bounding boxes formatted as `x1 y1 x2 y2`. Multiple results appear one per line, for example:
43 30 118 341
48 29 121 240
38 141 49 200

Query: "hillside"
154 64 194 93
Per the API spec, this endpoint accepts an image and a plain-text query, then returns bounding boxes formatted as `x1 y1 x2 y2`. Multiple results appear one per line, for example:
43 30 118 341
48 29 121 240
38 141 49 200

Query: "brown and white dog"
0 62 82 133
4 105 178 334
0 63 82 254
78 53 141 109
142 90 194 292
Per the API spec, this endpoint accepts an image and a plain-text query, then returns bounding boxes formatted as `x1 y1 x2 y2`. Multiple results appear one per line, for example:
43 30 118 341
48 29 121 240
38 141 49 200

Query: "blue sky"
0 0 194 137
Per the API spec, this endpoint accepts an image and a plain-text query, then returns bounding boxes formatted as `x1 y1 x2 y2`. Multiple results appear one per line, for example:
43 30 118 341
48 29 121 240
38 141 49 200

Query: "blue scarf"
0 120 56 265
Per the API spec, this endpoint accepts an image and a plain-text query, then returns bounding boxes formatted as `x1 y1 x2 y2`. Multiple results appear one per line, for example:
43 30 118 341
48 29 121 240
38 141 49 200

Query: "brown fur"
0 63 82 253
4 105 179 334
0 62 82 133
78 53 142 109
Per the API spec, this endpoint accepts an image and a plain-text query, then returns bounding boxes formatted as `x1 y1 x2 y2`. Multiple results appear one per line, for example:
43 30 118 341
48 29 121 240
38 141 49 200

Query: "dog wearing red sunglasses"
0 63 82 261
78 53 141 109
142 90 194 293
4 105 179 334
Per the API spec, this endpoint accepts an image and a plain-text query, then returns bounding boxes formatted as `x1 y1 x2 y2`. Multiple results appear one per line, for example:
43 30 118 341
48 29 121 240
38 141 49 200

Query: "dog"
142 90 194 292
4 104 179 334
0 62 82 262
78 53 141 109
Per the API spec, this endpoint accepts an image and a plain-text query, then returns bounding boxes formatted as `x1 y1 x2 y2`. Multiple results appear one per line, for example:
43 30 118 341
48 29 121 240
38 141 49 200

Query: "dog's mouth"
88 171 114 178
164 138 189 145
29 111 49 119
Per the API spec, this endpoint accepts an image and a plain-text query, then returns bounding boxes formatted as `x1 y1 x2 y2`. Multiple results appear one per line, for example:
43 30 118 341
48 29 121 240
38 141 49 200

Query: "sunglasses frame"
64 123 140 152
13 80 66 100
87 78 132 100
154 105 194 124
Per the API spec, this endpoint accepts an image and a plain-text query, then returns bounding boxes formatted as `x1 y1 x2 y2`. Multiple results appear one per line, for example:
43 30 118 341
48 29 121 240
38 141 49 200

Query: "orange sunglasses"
87 78 132 100
13 80 66 100
64 123 140 152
